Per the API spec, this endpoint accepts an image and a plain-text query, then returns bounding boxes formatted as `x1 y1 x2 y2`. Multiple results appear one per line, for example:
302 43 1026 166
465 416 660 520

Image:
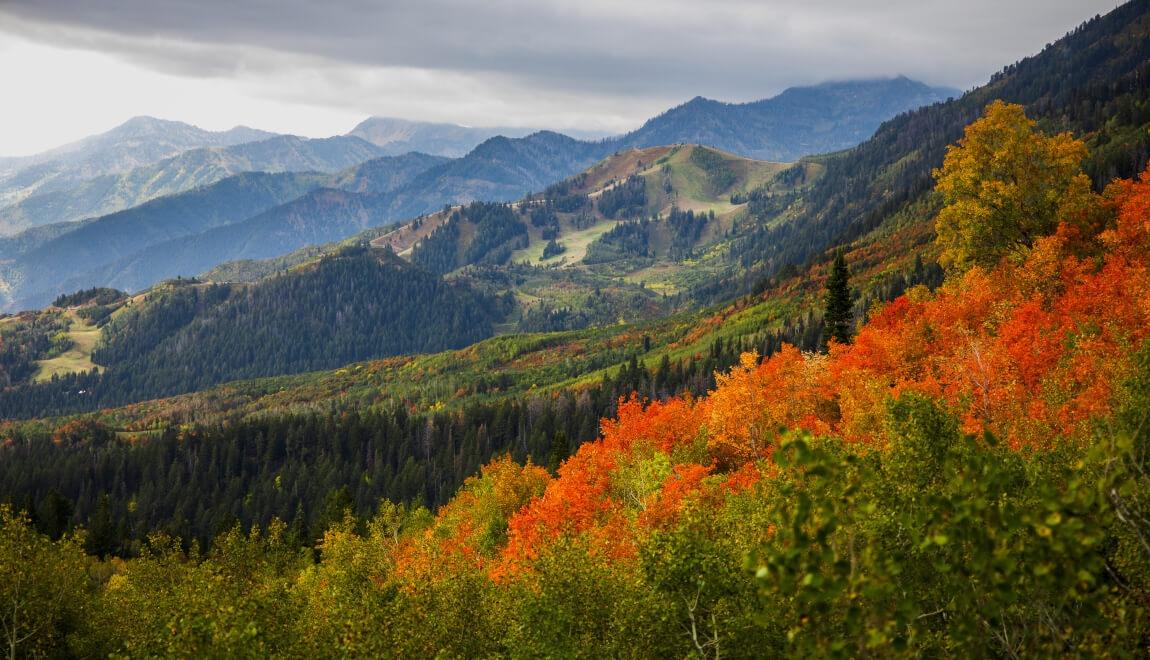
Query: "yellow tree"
707 348 830 465
933 100 1095 271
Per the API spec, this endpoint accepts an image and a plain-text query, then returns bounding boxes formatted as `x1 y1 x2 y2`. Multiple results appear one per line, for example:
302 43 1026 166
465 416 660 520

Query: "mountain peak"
108 116 200 136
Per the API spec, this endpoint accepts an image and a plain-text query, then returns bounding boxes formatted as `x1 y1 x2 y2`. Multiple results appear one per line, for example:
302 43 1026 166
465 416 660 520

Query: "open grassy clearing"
32 309 102 382
511 217 619 265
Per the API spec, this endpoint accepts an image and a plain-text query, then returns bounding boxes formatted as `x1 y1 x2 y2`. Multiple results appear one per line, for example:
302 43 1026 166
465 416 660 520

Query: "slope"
0 245 506 409
3 1 1145 425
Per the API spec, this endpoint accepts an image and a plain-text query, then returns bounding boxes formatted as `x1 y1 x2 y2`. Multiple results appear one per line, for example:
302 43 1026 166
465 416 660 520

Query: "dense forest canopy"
0 246 508 415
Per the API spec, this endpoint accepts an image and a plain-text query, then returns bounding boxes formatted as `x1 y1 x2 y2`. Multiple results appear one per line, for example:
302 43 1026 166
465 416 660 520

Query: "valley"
1 1 1149 656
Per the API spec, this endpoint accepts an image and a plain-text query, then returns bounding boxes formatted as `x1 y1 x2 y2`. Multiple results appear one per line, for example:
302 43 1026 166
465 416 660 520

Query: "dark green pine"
823 251 853 349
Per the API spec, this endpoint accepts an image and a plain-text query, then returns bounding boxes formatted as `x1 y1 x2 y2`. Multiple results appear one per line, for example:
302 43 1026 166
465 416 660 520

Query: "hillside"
329 151 450 193
0 172 327 307
0 246 506 411
191 144 807 331
81 189 399 295
0 143 805 409
395 144 810 325
0 134 385 234
711 0 1150 302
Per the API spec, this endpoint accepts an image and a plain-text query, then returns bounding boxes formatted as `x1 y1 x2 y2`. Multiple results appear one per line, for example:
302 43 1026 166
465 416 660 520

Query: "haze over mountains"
0 116 274 205
0 76 956 310
347 117 539 157
0 134 386 234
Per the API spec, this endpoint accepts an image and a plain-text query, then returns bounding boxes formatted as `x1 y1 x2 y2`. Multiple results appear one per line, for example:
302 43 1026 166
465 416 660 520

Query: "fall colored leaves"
392 104 1150 585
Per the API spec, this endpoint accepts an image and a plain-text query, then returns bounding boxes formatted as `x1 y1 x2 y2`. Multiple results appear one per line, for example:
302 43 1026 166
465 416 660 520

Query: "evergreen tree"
822 252 853 349
548 431 570 474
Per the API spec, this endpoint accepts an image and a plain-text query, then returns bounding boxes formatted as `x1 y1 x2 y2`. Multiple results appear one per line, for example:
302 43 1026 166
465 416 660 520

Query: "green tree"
822 251 853 348
749 396 1134 656
933 100 1095 271
0 505 90 659
547 430 570 474
1103 345 1150 616
94 526 304 658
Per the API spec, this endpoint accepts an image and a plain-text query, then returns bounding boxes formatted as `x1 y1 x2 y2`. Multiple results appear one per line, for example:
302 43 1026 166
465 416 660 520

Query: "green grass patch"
32 310 102 382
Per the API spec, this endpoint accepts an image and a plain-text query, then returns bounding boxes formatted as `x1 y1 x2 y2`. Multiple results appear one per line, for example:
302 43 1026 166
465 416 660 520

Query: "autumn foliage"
401 108 1150 586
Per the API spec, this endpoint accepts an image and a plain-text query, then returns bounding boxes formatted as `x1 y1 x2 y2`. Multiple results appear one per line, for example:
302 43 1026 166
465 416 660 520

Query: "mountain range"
0 0 1141 405
618 76 958 161
0 77 955 311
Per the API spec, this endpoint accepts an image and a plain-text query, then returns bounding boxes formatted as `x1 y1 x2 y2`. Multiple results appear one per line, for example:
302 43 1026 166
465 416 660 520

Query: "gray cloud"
0 0 1121 131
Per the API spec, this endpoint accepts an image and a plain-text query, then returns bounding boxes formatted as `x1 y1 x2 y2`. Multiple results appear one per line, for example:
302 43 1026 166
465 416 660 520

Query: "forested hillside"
0 246 506 413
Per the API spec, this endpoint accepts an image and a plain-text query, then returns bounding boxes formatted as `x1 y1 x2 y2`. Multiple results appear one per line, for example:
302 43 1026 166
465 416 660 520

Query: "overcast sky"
0 0 1123 156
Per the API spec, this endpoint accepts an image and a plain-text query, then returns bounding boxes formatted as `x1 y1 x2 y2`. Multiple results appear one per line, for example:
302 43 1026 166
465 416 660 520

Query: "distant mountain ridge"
370 78 956 219
382 131 610 219
347 117 612 157
348 117 537 157
0 117 275 204
618 76 959 161
0 134 386 234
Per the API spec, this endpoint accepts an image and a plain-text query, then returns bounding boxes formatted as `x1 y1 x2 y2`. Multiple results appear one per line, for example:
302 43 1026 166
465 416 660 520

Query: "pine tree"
823 252 853 349
548 430 570 474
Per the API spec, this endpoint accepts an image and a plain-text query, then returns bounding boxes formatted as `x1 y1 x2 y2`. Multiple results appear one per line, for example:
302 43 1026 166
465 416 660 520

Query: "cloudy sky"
0 0 1121 156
